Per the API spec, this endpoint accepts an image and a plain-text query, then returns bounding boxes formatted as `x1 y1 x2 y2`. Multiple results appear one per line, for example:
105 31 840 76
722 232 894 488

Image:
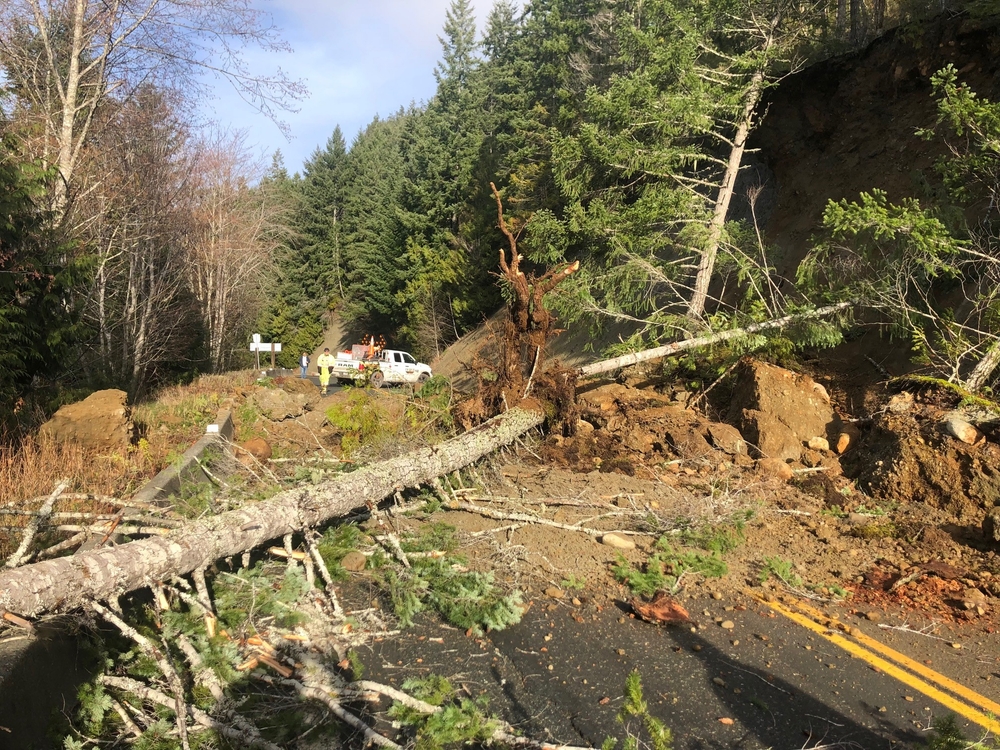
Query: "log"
0 406 545 618
578 302 853 379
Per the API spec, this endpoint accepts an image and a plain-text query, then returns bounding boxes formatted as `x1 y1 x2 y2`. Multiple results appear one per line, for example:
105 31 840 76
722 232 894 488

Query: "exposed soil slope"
752 14 1000 276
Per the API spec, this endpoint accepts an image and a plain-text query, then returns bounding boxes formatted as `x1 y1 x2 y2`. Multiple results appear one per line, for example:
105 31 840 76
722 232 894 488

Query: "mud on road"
342 356 1000 748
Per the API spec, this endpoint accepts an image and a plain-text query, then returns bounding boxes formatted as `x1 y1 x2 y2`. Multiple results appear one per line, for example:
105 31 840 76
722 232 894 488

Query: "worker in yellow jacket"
317 347 336 395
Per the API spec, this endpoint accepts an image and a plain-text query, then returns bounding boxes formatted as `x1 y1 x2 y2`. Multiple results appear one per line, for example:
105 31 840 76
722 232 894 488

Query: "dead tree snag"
461 184 579 426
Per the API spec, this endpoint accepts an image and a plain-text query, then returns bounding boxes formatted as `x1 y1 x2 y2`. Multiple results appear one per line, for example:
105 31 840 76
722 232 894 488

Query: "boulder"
601 532 637 550
808 436 830 452
276 377 320 398
729 360 837 461
943 415 983 446
661 423 714 459
756 457 793 481
298 409 329 433
706 423 747 456
240 437 272 461
740 409 803 462
251 387 308 421
39 389 133 451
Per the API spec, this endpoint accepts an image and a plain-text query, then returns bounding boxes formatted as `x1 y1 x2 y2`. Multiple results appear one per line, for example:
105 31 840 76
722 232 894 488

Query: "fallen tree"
0 405 545 619
578 302 854 379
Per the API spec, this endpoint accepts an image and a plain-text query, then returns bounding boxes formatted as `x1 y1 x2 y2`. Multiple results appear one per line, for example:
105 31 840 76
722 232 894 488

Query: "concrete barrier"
131 409 234 507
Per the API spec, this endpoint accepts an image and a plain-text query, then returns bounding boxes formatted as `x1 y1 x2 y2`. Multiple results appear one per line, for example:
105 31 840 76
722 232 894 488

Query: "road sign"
249 340 282 368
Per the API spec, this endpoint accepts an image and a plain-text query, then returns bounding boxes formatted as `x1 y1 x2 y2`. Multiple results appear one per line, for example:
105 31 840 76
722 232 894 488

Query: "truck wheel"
417 372 431 384
370 371 385 389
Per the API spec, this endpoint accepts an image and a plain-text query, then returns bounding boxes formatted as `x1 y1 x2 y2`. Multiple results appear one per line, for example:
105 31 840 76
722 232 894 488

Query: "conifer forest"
1 0 998 424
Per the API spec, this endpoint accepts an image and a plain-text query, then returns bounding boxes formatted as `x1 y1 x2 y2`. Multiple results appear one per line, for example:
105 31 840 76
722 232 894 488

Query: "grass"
614 543 728 597
0 435 163 560
759 556 803 588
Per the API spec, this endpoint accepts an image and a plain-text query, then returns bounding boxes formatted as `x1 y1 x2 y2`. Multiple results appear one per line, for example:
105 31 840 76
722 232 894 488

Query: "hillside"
431 14 1000 393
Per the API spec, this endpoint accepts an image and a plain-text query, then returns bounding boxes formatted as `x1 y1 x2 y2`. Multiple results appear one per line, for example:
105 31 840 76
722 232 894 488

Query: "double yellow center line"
753 593 1000 734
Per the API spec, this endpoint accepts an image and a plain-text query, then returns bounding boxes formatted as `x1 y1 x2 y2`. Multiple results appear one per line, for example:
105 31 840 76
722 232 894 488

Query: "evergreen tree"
260 131 346 365
339 114 411 334
511 0 830 347
0 131 77 422
396 0 487 356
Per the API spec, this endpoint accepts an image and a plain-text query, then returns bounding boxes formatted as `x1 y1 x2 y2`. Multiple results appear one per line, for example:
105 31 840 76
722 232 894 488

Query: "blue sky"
206 0 491 175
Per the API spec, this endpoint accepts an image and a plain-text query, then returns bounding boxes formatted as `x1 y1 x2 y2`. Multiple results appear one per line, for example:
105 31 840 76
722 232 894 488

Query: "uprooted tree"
457 183 579 425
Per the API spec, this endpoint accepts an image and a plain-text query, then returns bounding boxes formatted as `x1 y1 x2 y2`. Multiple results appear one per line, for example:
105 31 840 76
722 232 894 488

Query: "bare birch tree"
0 0 306 217
186 130 283 372
76 89 198 395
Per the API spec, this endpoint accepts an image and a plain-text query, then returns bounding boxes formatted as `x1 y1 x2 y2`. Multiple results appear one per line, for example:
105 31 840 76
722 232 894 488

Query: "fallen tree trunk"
0 406 545 619
578 302 853 379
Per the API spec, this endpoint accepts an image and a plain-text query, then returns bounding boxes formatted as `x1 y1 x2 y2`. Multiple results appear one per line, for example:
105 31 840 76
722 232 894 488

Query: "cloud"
199 0 491 170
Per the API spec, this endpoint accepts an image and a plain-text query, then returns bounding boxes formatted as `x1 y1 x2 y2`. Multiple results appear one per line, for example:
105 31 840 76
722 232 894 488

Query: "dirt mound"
38 389 134 451
848 403 1000 522
541 383 754 477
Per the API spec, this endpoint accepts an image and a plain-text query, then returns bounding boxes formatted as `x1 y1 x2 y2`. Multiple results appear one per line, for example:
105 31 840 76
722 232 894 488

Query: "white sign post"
249 335 282 370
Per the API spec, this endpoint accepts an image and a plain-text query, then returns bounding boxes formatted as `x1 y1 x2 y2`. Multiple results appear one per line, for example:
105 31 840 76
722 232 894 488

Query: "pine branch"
91 599 191 750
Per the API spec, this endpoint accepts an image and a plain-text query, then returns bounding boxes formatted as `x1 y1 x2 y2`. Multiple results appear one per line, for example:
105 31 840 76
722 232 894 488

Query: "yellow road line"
757 596 1000 735
787 597 1000 717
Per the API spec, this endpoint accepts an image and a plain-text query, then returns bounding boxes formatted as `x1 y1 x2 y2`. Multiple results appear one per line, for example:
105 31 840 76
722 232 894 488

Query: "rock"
756 457 793 481
631 591 691 624
39 389 134 451
240 437 272 461
298 409 328 432
545 586 565 599
943 415 983 446
276 377 320 397
624 430 656 455
341 551 367 572
576 419 596 435
720 620 735 630
250 387 308 421
808 436 830 452
706 423 747 455
740 409 803 462
662 423 714 458
865 611 881 622
835 423 861 454
601 533 636 550
729 360 837 461
983 507 1000 543
801 449 823 468
961 588 988 611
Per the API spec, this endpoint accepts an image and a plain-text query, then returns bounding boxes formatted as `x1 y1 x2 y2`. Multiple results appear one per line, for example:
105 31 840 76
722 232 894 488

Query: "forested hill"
3 0 1000 427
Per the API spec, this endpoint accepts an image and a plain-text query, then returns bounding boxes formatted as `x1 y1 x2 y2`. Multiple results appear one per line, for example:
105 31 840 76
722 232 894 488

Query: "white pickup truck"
332 347 433 388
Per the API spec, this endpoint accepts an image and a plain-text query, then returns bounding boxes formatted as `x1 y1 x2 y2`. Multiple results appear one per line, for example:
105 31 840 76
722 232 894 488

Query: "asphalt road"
361 589 1000 749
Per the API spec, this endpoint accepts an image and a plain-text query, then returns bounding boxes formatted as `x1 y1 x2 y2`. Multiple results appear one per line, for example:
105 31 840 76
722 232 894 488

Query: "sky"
205 0 491 175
